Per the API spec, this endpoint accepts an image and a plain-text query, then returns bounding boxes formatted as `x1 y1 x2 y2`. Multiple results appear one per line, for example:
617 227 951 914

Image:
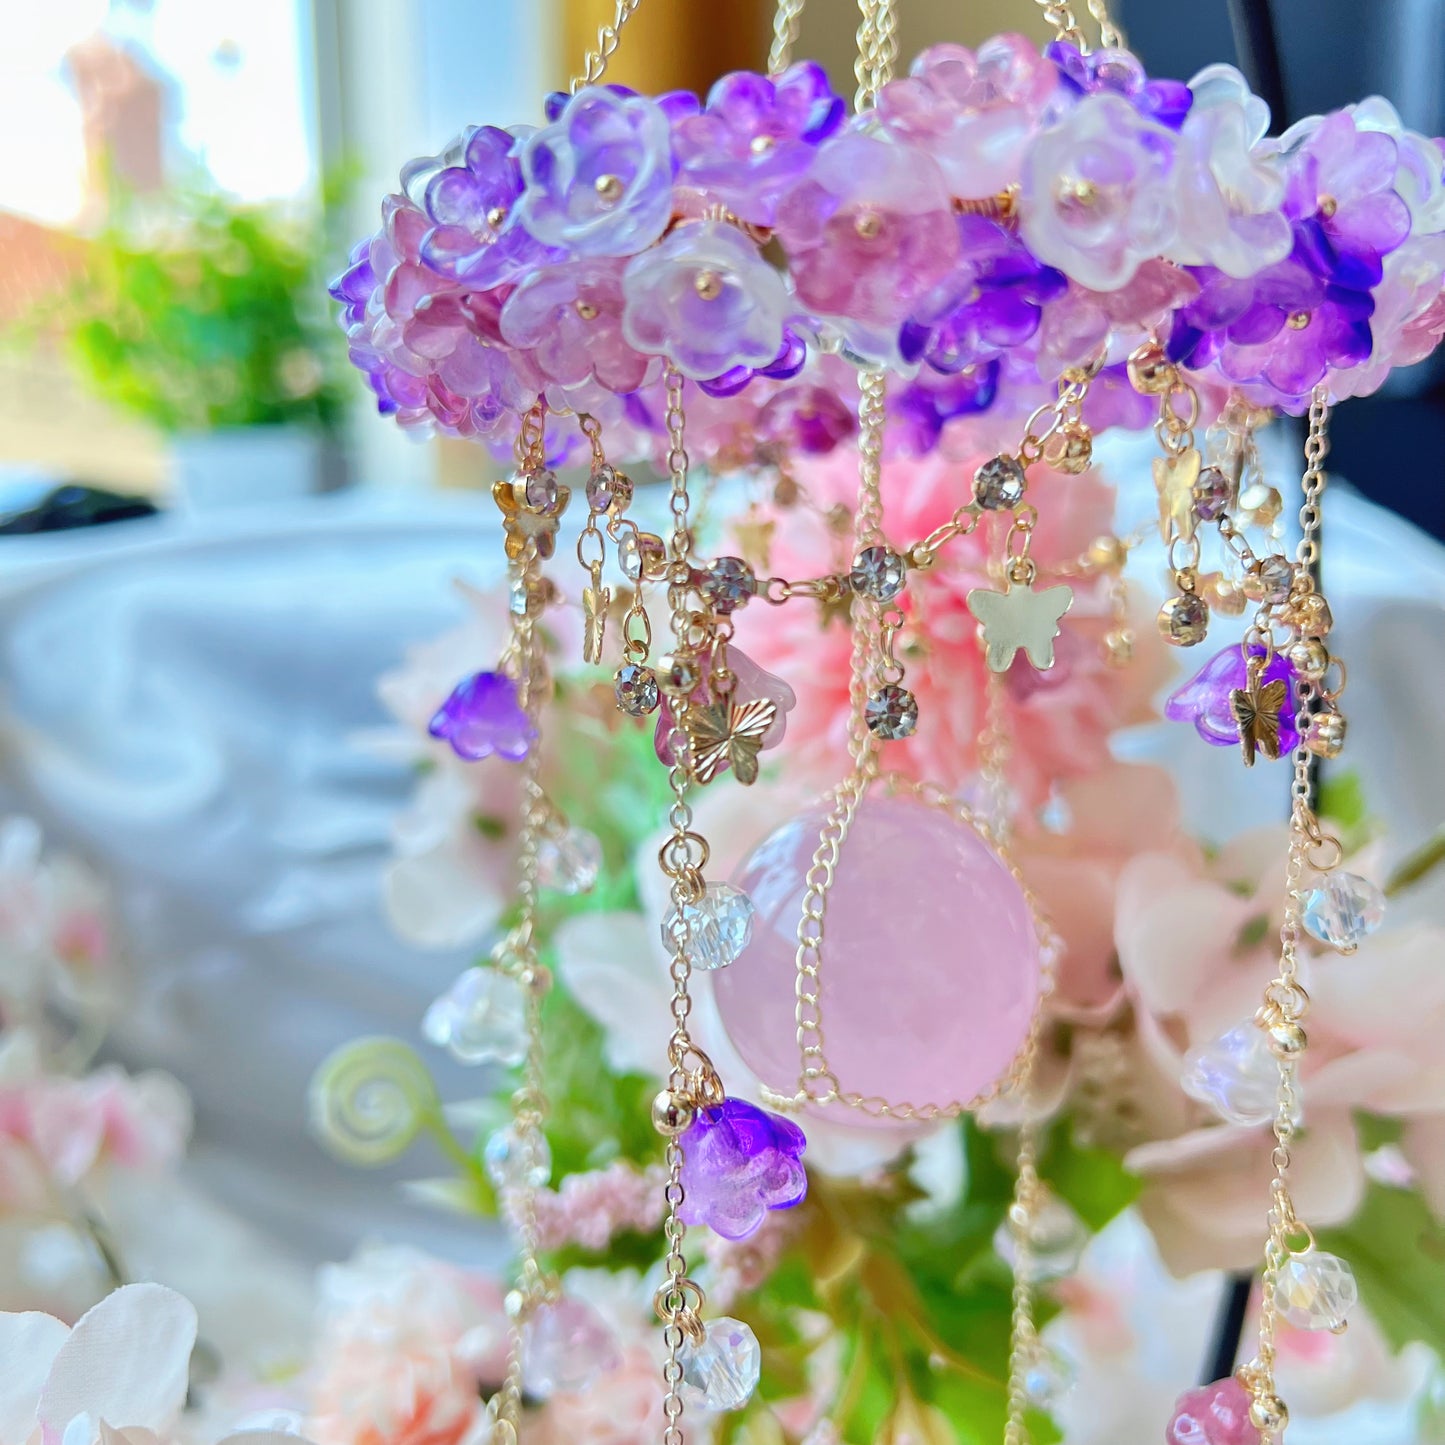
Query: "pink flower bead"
774 132 960 330
1166 1377 1260 1445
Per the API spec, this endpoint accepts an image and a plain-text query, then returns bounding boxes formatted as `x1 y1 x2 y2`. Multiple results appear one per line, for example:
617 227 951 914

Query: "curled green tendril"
308 1036 440 1165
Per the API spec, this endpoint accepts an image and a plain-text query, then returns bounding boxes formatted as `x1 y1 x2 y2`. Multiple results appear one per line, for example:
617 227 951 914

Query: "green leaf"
1040 1125 1142 1232
1318 769 1368 834
1318 1182 1445 1353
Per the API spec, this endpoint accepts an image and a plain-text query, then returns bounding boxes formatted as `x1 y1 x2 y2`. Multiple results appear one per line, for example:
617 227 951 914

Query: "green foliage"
35 186 347 435
1319 1182 1445 1354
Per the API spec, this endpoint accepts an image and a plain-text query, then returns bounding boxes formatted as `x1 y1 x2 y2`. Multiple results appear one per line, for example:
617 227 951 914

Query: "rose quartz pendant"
712 795 1043 1125
1166 1378 1260 1445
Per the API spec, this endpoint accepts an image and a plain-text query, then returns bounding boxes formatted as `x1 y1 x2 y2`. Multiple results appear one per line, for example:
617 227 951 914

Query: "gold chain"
1085 0 1126 48
768 0 807 74
1035 0 1087 47
1296 389 1330 570
570 0 644 92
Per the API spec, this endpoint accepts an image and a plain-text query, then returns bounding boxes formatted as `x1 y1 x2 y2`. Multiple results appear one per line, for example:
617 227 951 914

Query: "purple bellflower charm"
678 1097 807 1241
428 671 536 761
1165 644 1298 752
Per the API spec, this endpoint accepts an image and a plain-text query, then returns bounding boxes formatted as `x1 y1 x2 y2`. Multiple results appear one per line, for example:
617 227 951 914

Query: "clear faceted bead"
537 824 602 895
865 683 919 740
523 468 560 509
422 968 529 1067
1193 465 1234 522
618 531 643 582
1302 871 1384 952
586 463 632 513
615 663 660 716
1181 1023 1286 1127
993 1189 1089 1283
661 882 756 970
974 455 1027 510
524 1295 621 1397
1252 554 1295 604
1273 1250 1358 1331
1158 592 1210 646
484 1123 551 1192
850 544 906 602
679 1316 761 1412
700 557 758 614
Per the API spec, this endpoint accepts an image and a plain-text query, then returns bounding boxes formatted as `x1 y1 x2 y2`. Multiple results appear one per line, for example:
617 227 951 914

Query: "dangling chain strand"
1085 0 1126 48
570 0 644 92
768 0 807 74
1034 0 1087 48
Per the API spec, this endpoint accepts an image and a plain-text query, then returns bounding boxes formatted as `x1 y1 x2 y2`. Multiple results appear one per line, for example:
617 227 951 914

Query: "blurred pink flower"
530 1346 658 1445
730 444 1161 809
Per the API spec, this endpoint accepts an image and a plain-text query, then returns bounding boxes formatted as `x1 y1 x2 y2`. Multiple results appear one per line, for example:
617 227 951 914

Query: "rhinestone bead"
1302 871 1384 952
615 663 660 716
1249 555 1295 604
849 544 907 602
619 530 666 582
700 557 758 614
1305 708 1346 758
1289 591 1333 638
536 825 603 895
1181 1023 1287 1127
679 1316 761 1412
523 468 560 509
974 455 1027 510
865 683 919 740
1158 592 1210 646
1193 465 1234 521
422 968 528 1067
524 1296 622 1397
585 463 632 513
993 1189 1088 1283
661 882 757 970
1273 1250 1358 1331
484 1123 551 1191
1286 638 1329 681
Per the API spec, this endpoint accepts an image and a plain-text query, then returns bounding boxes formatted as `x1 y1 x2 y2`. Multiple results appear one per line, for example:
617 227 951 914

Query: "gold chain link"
1035 0 1087 48
1085 0 1126 48
768 0 808 74
570 0 644 92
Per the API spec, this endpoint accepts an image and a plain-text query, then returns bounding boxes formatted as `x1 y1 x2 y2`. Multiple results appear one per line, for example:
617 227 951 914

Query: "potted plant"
43 186 348 509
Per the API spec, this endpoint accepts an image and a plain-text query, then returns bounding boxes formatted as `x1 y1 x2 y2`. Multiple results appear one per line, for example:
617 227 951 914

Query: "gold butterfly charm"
1153 446 1202 544
685 697 778 786
582 585 609 665
1229 674 1288 766
966 580 1074 672
492 477 571 562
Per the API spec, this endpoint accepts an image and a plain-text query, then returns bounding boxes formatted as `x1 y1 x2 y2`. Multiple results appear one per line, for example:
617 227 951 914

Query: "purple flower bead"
1047 41 1192 129
428 671 536 761
672 62 844 226
501 258 654 393
1165 645 1298 751
622 220 791 379
756 383 856 454
774 132 960 330
697 327 807 398
516 87 675 258
900 214 1066 373
889 362 1001 453
328 239 376 326
678 1098 807 1241
418 125 565 288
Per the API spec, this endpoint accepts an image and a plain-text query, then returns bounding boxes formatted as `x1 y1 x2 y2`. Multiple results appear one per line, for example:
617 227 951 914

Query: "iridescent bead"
536 824 603 895
661 882 757 970
993 1189 1088 1283
524 1295 621 1397
615 663 661 716
1021 1342 1074 1409
700 557 758 614
1301 871 1384 952
865 684 919 740
1166 1377 1259 1445
679 1316 761 1412
1181 1023 1284 1127
1193 464 1234 521
422 968 529 1067
484 1123 551 1191
974 455 1026 510
850 544 907 602
1158 592 1210 646
1273 1250 1358 1331
585 463 632 513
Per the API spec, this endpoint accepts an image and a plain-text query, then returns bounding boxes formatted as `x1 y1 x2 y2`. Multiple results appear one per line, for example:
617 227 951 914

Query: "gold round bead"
1318 194 1338 219
1127 341 1174 395
657 651 702 697
1086 534 1127 572
1103 626 1135 666
519 963 553 997
574 299 599 321
1286 637 1330 681
694 268 723 301
749 133 775 154
486 205 508 229
905 542 937 570
594 173 624 204
1268 1019 1307 1060
854 209 883 240
1287 310 1312 330
1249 1395 1289 1434
651 1090 695 1137
1306 708 1347 759
1290 591 1334 638
1047 422 1094 475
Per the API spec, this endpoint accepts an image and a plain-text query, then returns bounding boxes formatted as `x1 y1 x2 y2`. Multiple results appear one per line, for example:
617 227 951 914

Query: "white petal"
37 1284 197 1438
0 1310 68 1444
216 1435 320 1445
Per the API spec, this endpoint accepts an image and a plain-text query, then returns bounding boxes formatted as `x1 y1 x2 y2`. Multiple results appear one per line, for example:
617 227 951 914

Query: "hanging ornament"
712 792 1045 1125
